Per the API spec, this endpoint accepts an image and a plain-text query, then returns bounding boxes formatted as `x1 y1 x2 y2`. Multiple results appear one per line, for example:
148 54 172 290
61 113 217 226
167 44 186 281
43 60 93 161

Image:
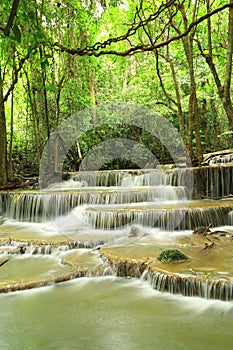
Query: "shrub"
157 249 188 263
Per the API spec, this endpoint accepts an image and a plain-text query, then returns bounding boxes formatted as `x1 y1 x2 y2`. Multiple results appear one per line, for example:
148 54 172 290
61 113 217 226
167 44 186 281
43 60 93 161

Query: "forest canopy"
0 0 233 185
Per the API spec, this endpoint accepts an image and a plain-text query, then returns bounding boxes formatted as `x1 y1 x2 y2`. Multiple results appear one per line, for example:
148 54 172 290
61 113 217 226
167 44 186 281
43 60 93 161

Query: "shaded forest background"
0 0 233 186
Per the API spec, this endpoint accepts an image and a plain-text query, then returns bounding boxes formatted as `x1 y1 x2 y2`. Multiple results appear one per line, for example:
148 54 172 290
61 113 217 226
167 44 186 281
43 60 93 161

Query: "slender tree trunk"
179 3 203 163
223 0 233 129
56 75 65 125
166 52 186 144
210 98 219 148
198 0 233 130
24 68 41 166
0 67 8 185
39 46 50 140
89 67 97 126
187 89 194 160
8 89 14 181
8 49 16 181
35 0 50 140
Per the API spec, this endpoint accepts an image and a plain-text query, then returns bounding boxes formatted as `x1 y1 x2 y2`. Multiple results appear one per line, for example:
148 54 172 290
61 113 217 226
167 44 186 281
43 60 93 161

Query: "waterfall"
1 167 233 228
0 239 106 255
83 205 233 230
1 193 78 222
101 253 233 301
1 166 233 300
228 211 233 225
67 170 127 187
1 167 233 225
0 186 186 223
205 165 233 198
147 270 233 301
168 165 233 198
68 169 177 187
207 153 233 165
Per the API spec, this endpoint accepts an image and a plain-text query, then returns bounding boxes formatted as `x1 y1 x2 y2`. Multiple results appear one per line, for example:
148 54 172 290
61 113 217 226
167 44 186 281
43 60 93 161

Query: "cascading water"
0 186 187 223
0 166 233 300
206 152 233 165
0 169 188 223
83 204 232 230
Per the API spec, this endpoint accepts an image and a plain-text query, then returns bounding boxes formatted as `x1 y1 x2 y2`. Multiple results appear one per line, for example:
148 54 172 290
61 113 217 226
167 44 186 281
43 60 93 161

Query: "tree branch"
0 49 36 105
155 101 177 113
195 37 222 92
57 3 233 57
155 50 177 107
57 0 176 55
0 0 21 37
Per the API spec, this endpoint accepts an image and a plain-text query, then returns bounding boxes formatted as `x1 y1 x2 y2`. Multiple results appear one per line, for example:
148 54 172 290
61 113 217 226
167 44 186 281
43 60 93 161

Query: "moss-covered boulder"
157 249 188 263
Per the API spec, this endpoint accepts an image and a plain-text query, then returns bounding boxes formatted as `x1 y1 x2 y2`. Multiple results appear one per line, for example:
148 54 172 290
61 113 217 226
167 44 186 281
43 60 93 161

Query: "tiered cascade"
0 166 233 300
1 168 233 228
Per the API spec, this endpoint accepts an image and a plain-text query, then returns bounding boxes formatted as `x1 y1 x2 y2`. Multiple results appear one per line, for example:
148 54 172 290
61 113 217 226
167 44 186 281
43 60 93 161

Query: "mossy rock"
157 249 188 263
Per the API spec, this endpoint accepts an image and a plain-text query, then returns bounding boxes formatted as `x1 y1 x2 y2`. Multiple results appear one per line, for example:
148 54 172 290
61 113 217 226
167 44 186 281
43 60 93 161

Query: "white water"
1 168 233 303
207 153 233 165
1 168 233 348
1 168 233 238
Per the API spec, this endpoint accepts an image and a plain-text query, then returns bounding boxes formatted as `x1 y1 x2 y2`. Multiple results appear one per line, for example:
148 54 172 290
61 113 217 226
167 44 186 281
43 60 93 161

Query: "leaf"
12 24 21 43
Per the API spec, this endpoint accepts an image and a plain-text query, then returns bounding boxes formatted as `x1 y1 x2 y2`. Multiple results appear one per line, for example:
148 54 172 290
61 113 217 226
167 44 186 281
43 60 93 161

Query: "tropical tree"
0 0 233 185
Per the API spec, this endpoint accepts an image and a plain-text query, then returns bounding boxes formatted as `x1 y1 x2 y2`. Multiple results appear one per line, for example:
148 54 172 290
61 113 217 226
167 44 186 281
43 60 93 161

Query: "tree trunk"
56 75 65 125
8 88 14 182
187 90 194 160
167 56 186 144
209 99 219 148
89 68 97 126
183 35 203 163
25 67 41 166
39 46 50 140
198 0 233 130
223 0 233 129
180 3 203 163
0 68 8 185
8 50 16 182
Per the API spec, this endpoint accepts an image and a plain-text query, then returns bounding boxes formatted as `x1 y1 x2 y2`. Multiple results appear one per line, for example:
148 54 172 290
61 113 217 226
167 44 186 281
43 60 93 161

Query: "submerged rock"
128 225 141 237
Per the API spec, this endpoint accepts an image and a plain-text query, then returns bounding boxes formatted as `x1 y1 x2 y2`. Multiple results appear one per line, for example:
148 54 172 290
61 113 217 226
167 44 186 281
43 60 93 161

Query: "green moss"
157 249 188 263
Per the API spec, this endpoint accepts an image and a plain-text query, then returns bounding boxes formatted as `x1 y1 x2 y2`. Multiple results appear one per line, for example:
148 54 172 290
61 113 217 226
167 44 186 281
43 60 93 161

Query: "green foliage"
12 24 21 43
63 122 175 171
157 249 188 263
0 0 232 178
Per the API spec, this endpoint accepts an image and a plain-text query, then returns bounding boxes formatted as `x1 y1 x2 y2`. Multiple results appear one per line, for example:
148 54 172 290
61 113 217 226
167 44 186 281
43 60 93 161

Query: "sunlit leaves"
0 0 232 174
